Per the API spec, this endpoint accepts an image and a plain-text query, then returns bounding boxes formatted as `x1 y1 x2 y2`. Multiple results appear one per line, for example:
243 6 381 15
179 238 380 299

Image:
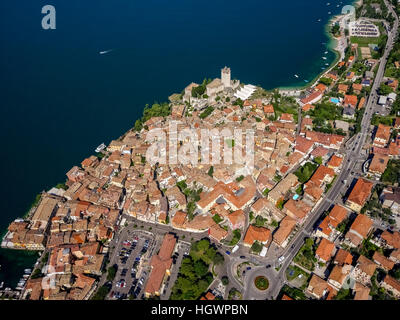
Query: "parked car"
278 256 285 263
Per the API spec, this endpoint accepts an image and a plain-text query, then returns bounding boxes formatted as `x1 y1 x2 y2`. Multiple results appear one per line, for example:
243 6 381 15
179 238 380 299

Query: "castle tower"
221 66 231 88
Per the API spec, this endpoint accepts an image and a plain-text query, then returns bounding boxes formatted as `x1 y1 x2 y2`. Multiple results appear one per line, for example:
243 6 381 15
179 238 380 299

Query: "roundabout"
254 276 269 291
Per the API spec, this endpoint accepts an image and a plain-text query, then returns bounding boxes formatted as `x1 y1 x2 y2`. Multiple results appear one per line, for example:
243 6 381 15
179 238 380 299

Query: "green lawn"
350 36 380 47
293 238 316 271
286 265 310 282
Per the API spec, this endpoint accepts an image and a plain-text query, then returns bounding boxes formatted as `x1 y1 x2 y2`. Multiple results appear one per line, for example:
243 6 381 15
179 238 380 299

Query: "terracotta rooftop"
273 216 296 245
358 97 366 109
347 178 374 208
301 90 322 105
374 124 391 144
334 249 353 266
381 230 400 249
316 83 327 92
264 104 274 114
171 211 187 228
145 233 176 296
356 255 377 277
349 213 374 239
280 113 294 122
328 264 351 285
369 154 389 174
338 84 348 92
327 155 343 168
243 225 271 246
295 136 314 154
284 199 312 221
329 205 348 228
302 104 315 112
307 274 330 298
383 275 400 293
316 238 336 262
354 282 370 300
372 251 395 270
197 176 256 211
227 209 245 226
306 131 345 148
208 223 228 242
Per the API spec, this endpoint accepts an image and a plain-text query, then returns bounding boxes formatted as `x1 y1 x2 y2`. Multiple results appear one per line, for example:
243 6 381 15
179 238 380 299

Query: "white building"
378 95 388 106
234 84 256 100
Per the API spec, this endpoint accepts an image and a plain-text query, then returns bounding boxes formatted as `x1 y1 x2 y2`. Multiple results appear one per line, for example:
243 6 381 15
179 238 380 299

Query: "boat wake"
99 49 114 55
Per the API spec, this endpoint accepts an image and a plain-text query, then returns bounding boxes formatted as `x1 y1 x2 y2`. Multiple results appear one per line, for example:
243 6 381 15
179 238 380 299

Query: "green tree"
251 241 263 253
208 166 214 177
221 276 229 286
314 156 323 165
379 84 393 95
194 260 209 277
213 253 225 265
106 265 117 281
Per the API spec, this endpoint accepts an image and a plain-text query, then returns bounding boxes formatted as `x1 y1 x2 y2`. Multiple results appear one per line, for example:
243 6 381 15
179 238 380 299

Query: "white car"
278 256 285 263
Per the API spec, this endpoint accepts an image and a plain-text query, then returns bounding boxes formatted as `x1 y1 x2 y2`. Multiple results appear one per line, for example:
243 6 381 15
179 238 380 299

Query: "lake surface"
0 0 351 287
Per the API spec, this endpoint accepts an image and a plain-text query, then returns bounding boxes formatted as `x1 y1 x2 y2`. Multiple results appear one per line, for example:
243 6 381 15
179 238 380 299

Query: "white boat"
325 63 329 66
294 74 299 78
328 12 331 14
324 51 328 54
95 143 106 153
322 57 327 60
304 80 309 83
99 49 113 55
0 282 4 289
24 268 32 274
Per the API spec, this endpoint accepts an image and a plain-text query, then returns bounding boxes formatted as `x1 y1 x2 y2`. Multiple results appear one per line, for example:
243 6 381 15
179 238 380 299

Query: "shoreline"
277 0 359 94
0 0 359 254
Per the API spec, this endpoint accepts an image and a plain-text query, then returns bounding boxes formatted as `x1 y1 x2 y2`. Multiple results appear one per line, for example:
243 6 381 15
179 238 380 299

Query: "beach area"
279 0 360 96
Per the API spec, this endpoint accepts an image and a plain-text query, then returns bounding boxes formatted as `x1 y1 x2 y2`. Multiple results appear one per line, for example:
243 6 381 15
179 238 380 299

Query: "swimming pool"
330 97 340 104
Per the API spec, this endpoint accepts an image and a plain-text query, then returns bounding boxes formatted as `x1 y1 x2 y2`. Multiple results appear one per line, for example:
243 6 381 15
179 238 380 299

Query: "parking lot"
108 231 155 300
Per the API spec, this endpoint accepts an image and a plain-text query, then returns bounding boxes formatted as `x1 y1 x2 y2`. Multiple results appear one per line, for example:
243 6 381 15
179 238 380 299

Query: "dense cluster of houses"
305 196 400 300
2 53 399 300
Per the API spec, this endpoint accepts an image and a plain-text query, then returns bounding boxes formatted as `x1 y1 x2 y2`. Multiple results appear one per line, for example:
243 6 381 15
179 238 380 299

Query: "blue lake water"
0 0 351 287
